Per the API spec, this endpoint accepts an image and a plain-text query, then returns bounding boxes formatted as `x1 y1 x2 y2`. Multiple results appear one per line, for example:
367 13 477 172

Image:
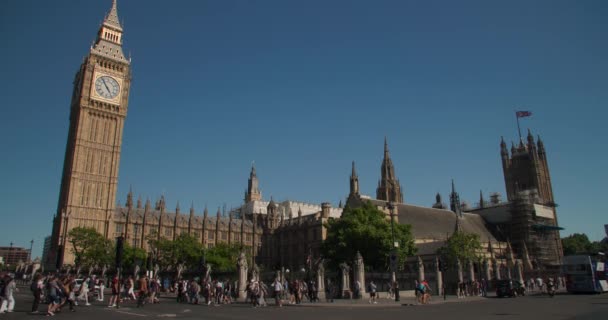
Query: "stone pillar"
340 263 351 298
353 251 365 299
494 259 501 280
515 260 524 284
469 260 475 282
484 259 491 281
316 260 326 300
417 256 425 282
237 252 248 300
457 259 464 283
435 256 443 295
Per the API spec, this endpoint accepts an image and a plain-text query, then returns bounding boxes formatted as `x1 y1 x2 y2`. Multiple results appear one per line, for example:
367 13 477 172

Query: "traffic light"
146 253 153 270
115 236 124 269
199 252 206 272
55 245 64 270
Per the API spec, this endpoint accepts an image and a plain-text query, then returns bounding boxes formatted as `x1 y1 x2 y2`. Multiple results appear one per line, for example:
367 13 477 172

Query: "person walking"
367 281 377 304
62 276 77 312
78 276 91 306
97 277 105 301
0 275 17 313
30 274 44 314
137 275 149 307
273 278 283 307
107 275 119 307
46 275 63 316
127 276 137 301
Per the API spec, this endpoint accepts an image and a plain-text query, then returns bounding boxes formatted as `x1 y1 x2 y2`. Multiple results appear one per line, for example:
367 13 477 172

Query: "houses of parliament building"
46 1 563 275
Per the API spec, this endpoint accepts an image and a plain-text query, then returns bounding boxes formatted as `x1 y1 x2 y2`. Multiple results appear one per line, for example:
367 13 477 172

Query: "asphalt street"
1 289 606 320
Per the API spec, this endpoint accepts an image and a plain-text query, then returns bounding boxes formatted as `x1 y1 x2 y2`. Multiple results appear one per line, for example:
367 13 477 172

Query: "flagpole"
516 112 522 142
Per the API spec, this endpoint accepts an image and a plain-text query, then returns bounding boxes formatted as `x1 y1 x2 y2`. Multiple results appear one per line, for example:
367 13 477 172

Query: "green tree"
149 234 204 270
87 237 114 269
68 227 108 268
562 233 593 255
437 230 483 266
122 244 147 270
204 243 246 273
322 201 416 271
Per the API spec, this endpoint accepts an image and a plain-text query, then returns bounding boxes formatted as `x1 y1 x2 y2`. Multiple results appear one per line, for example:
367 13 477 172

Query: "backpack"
417 283 426 293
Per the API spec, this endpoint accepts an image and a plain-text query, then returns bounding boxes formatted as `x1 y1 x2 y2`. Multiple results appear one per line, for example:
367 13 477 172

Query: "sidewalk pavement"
284 294 487 308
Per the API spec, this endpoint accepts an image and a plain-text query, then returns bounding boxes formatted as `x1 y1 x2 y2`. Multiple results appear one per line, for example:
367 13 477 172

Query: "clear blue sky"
1 0 607 258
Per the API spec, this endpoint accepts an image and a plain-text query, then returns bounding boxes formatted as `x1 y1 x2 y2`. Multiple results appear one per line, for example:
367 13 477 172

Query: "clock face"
94 76 120 99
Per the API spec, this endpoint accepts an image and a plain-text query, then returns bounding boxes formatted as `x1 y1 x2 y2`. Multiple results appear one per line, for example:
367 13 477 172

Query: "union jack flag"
516 111 532 118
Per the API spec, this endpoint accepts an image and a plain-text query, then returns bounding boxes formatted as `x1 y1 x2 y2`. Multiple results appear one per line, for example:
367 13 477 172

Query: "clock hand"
101 78 111 93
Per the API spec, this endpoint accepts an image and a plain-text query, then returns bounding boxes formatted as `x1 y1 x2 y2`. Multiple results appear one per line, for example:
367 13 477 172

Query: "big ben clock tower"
48 0 131 269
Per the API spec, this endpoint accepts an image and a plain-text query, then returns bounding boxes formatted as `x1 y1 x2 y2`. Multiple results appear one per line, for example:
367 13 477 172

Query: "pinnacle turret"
126 186 133 208
376 137 404 203
500 136 508 157
245 163 262 203
450 179 462 217
103 0 122 31
350 161 360 196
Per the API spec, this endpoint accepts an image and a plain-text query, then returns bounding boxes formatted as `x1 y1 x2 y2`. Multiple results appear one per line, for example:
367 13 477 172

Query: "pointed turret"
136 196 142 209
159 195 166 211
173 204 180 240
526 128 535 145
349 161 360 196
384 136 389 158
267 197 277 216
245 163 262 203
376 137 404 203
91 0 127 62
126 187 133 208
511 142 516 155
188 202 195 235
450 179 462 217
479 190 485 209
537 135 545 155
500 136 508 158
216 207 221 219
104 0 122 31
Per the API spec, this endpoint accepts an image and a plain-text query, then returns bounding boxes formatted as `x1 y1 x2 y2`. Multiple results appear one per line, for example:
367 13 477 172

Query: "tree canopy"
562 233 608 256
148 234 204 270
147 234 248 273
68 227 112 268
321 201 416 271
205 243 247 273
437 230 483 267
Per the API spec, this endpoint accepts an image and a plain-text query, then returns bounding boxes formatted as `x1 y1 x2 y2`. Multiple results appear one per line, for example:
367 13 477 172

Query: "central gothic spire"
376 137 404 203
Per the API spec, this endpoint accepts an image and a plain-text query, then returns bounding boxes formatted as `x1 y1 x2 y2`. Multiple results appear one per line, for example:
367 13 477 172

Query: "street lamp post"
29 239 34 263
387 202 399 301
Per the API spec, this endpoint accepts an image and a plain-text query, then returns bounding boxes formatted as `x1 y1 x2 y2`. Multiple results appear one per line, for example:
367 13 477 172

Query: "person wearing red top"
107 276 119 307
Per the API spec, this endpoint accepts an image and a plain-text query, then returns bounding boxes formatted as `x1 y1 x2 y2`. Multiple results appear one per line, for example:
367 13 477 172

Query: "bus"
562 255 608 293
